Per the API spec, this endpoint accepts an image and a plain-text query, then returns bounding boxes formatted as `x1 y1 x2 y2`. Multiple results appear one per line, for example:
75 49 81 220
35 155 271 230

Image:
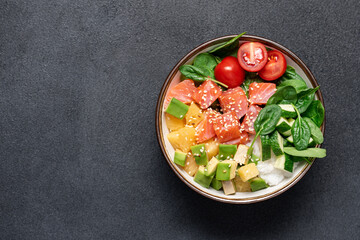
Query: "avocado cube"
165 98 189 119
218 144 237 160
211 178 222 190
191 144 208 165
216 160 237 181
205 157 220 177
173 150 187 167
216 162 231 181
194 166 214 188
221 160 237 179
222 180 236 195
249 177 268 192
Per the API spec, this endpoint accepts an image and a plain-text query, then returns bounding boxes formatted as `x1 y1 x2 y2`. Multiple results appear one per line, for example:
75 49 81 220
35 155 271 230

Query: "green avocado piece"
173 151 187 167
218 144 237 160
216 162 231 181
191 144 208 165
205 157 220 177
211 178 222 190
165 97 189 119
194 166 214 188
249 177 269 192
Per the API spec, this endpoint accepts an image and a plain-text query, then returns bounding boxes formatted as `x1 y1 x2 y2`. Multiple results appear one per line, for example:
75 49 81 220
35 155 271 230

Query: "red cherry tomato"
237 42 268 72
258 50 287 81
214 56 245 88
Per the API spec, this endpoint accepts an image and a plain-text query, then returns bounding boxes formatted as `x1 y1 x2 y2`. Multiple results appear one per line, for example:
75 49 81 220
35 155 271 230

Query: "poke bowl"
156 34 326 204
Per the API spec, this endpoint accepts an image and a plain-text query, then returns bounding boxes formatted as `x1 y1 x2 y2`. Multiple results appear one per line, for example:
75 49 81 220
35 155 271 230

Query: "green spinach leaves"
208 32 246 57
267 86 297 105
302 100 324 127
291 105 311 150
294 86 319 113
179 53 228 88
254 105 282 135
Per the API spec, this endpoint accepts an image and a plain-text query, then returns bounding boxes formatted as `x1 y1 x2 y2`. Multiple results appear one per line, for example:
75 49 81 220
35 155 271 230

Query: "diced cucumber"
276 117 292 137
249 177 268 192
218 144 237 160
278 104 297 118
269 131 284 156
260 135 271 161
287 135 294 143
281 118 295 137
191 144 208 165
174 150 187 166
274 154 294 172
205 157 219 177
165 98 189 119
211 178 222 190
194 166 214 188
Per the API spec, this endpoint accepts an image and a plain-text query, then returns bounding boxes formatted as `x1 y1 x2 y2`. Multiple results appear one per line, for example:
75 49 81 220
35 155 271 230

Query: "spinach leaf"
304 117 324 144
208 32 246 57
267 86 297 105
284 147 326 158
301 100 324 127
277 66 305 83
290 156 311 164
278 80 308 93
254 105 282 135
179 65 228 88
291 105 311 150
193 53 218 79
294 86 319 113
179 65 208 81
241 73 263 97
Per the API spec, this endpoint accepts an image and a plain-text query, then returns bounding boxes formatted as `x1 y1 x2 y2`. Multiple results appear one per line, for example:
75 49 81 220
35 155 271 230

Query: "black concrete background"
0 0 359 239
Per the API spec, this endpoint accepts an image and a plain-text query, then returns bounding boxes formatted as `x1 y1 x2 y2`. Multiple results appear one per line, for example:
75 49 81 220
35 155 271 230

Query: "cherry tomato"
214 56 245 88
258 50 287 81
237 42 268 72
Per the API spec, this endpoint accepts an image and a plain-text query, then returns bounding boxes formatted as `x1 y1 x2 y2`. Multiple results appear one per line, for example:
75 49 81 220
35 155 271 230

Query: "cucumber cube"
165 98 189 119
260 135 271 161
249 177 268 192
211 178 222 190
274 154 294 172
194 166 214 188
174 150 187 166
276 117 293 137
269 131 284 156
218 144 237 160
191 144 208 165
278 104 297 118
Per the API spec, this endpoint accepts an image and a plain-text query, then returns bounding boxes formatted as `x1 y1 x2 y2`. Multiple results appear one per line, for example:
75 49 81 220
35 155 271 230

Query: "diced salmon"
222 130 250 145
241 104 262 134
192 80 222 109
219 87 248 119
195 109 221 143
164 79 196 109
249 82 276 105
213 112 241 143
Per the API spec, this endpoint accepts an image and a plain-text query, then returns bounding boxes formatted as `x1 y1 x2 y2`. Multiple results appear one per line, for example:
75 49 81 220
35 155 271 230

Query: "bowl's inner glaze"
158 36 321 203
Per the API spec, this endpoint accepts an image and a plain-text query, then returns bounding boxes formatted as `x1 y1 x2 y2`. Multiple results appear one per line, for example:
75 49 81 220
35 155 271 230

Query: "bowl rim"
155 34 325 204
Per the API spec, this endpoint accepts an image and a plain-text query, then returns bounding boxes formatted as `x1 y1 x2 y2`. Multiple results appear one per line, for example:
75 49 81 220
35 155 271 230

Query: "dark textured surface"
0 0 359 239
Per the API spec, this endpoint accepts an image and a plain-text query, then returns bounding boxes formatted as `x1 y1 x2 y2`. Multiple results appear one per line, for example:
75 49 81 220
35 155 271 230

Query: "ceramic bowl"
155 35 325 204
